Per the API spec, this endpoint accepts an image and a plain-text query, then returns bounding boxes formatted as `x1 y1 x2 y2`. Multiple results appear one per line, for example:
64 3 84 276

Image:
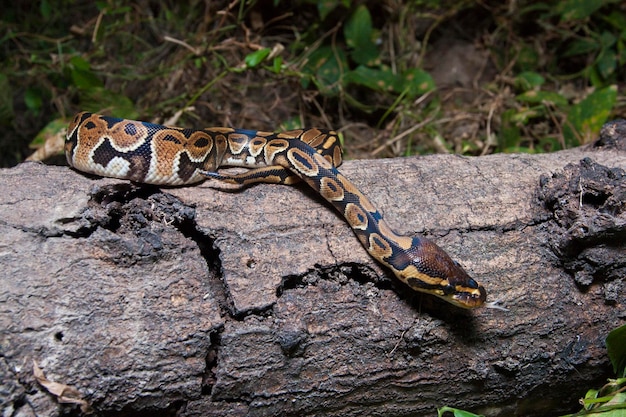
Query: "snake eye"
467 277 479 289
442 284 456 295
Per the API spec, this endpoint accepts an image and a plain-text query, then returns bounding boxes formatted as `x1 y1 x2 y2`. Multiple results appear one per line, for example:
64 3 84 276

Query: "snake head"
398 237 487 309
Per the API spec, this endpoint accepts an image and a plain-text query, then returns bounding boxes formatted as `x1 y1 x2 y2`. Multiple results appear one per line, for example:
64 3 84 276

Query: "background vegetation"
1 0 625 167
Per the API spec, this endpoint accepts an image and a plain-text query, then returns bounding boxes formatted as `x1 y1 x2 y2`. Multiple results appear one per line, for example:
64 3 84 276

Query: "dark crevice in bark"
276 262 393 298
202 329 223 396
230 302 276 321
99 400 185 417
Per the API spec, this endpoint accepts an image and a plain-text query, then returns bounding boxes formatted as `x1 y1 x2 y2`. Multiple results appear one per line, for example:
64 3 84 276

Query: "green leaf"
564 85 617 146
79 87 137 120
29 117 67 149
563 38 599 58
438 406 485 417
350 43 380 67
302 46 348 96
317 0 347 20
585 388 600 400
69 56 91 71
71 69 104 90
69 56 103 90
345 65 398 92
595 31 618 81
607 324 626 377
270 56 283 74
344 5 379 65
513 107 542 123
516 90 568 106
515 43 540 71
401 68 435 98
24 88 43 113
557 0 604 21
604 10 626 32
596 49 617 80
40 0 51 18
344 66 434 98
514 71 545 91
244 48 271 68
600 31 617 49
344 5 372 49
279 117 302 130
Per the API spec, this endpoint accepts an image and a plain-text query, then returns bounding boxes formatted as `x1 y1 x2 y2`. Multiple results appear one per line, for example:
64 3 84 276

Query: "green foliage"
556 0 606 21
607 324 626 378
562 379 626 416
557 325 626 416
0 0 624 167
68 56 103 90
289 0 623 153
297 3 435 114
243 48 271 68
500 78 617 152
440 325 626 417
438 406 484 417
24 87 44 114
563 85 617 146
492 0 624 152
344 5 379 66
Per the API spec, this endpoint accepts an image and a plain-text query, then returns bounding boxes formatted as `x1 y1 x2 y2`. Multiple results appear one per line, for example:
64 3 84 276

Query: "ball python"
65 112 488 309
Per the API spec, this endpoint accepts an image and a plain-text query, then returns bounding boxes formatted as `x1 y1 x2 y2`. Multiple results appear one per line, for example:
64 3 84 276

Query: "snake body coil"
66 112 487 308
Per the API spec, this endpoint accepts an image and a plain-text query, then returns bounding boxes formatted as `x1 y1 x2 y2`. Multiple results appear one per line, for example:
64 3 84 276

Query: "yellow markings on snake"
109 120 149 150
312 151 333 170
213 134 228 152
319 177 345 201
278 129 304 139
300 128 326 148
187 131 214 160
286 147 319 177
264 139 290 163
402 265 445 286
227 133 249 155
336 174 378 213
208 127 235 134
344 203 368 230
151 129 187 179
377 220 414 250
368 232 393 259
248 137 267 157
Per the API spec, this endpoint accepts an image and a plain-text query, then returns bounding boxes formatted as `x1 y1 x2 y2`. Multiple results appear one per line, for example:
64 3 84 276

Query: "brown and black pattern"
66 112 487 308
66 113 341 186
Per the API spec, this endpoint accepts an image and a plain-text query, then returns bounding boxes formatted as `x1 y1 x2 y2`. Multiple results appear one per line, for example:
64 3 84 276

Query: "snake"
65 112 487 309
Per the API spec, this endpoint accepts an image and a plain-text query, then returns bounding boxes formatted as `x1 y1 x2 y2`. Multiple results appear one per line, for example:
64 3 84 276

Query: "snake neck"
279 140 486 309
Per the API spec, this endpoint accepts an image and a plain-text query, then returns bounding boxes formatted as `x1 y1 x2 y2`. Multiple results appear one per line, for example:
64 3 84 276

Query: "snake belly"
66 112 487 309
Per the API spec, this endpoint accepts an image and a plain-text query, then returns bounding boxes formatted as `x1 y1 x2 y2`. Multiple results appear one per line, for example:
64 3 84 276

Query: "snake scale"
65 112 487 309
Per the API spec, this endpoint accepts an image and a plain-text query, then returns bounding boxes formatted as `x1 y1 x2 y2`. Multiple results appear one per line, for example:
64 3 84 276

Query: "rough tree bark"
1 121 625 417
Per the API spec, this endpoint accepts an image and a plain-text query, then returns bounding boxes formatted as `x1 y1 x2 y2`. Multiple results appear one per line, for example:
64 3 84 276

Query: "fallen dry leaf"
25 118 67 162
33 360 92 413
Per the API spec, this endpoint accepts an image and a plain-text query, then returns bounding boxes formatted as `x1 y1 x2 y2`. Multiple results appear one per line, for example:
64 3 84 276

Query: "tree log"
1 120 625 417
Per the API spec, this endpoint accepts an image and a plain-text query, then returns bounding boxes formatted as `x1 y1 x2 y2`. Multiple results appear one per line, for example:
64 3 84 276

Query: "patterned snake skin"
66 112 487 308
